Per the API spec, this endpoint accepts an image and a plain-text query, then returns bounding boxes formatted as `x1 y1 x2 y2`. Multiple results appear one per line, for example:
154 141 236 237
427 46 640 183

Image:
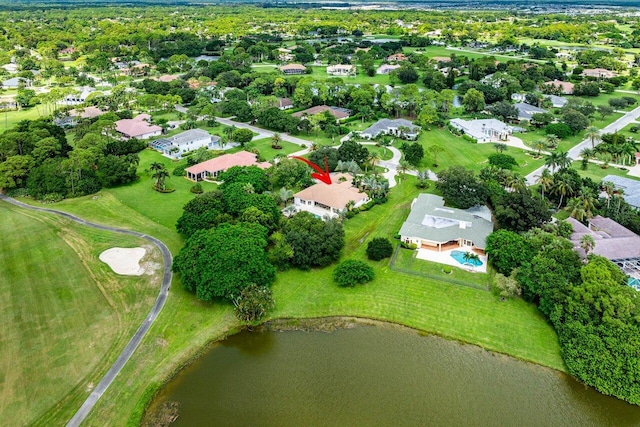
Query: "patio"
416 246 488 274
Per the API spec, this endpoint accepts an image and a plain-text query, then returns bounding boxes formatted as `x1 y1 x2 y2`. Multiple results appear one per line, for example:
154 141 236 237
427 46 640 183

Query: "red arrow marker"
290 155 332 185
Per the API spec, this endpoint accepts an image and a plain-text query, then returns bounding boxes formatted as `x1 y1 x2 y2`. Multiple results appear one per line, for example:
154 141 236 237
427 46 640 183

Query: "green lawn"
572 160 640 183
8 149 564 426
410 128 544 176
246 137 302 160
0 203 159 426
0 104 55 133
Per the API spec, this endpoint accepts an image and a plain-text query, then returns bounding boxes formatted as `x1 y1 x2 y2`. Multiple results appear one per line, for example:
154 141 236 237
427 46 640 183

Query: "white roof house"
513 102 548 121
62 86 96 106
360 119 421 140
377 64 401 75
449 118 512 143
2 77 32 88
149 129 218 159
542 94 568 108
326 64 355 76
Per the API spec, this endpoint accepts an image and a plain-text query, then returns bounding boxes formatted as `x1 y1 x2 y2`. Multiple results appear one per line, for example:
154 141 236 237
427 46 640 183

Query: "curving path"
0 194 172 427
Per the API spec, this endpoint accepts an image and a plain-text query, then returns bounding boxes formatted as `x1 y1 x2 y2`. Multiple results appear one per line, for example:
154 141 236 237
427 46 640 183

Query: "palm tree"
545 134 559 150
544 152 561 173
553 175 574 209
506 172 526 192
242 182 255 194
556 151 571 171
416 170 430 189
579 147 595 170
271 133 282 149
150 161 164 177
596 152 612 169
283 205 297 217
152 167 170 191
494 142 507 153
428 144 444 167
369 151 381 172
566 197 588 221
584 126 601 149
462 251 481 268
397 159 411 180
224 125 236 142
580 234 595 257
602 180 615 208
278 187 293 206
335 160 347 172
536 168 553 200
533 139 546 158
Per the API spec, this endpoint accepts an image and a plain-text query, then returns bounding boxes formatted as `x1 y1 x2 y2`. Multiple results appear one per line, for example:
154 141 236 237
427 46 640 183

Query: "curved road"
0 194 173 427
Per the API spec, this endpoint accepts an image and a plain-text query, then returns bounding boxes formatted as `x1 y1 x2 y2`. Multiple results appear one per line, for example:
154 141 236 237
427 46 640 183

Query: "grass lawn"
246 137 301 160
411 128 544 176
8 152 563 426
0 103 55 133
572 160 640 183
0 203 159 426
307 65 392 85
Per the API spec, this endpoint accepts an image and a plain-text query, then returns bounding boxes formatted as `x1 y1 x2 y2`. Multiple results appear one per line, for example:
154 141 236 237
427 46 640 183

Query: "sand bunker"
99 247 146 276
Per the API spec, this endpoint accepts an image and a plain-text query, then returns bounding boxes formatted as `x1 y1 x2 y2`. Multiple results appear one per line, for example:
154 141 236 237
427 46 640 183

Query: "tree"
172 223 276 301
396 64 419 84
488 101 518 122
309 147 339 174
493 190 552 232
493 273 522 299
232 128 254 146
562 109 589 134
400 142 424 167
151 163 170 191
333 260 375 287
337 140 369 166
462 88 485 113
283 212 345 269
579 234 595 257
233 284 275 323
219 165 271 193
0 155 34 189
488 153 517 170
597 105 615 120
271 133 282 149
584 126 601 149
428 144 444 168
485 230 535 276
366 237 394 261
435 166 488 209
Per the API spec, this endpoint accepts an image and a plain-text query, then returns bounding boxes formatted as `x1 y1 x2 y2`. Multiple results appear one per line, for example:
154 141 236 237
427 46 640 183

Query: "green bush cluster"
333 260 375 287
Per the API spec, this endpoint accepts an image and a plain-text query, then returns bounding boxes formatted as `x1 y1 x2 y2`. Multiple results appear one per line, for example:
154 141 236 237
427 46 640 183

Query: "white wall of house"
165 136 213 158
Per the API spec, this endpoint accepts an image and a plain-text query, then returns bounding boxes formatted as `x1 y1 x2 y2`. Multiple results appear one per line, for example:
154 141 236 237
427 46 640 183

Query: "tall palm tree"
278 187 293 206
556 151 571 171
506 172 526 192
584 126 601 149
271 132 282 149
553 175 574 209
544 152 561 173
152 167 170 191
580 234 595 257
536 168 553 200
602 180 615 208
369 151 381 172
579 147 595 170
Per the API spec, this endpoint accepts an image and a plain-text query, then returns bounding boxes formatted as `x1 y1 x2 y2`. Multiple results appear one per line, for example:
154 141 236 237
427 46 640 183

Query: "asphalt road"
0 194 173 427
525 104 640 185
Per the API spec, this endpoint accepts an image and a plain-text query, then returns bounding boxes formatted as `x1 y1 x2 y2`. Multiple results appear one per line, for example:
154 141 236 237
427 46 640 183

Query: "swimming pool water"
450 250 483 267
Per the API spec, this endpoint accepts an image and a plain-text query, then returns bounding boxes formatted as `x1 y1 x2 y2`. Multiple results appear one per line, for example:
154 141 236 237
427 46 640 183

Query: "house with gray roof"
399 194 494 253
449 118 512 143
360 118 420 140
602 175 640 210
513 102 548 122
567 216 640 285
2 77 32 89
150 129 218 159
542 94 568 108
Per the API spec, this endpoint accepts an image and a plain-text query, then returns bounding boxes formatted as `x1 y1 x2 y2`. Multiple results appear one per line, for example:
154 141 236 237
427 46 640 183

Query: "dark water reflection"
148 325 640 427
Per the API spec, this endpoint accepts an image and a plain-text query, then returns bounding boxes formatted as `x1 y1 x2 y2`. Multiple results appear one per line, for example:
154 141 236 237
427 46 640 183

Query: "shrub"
401 241 418 250
488 153 518 170
333 260 375 287
608 98 628 109
544 123 572 139
190 183 203 194
366 237 394 261
173 165 186 176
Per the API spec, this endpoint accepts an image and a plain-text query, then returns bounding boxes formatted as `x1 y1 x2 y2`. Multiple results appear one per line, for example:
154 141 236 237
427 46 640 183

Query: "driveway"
0 195 173 427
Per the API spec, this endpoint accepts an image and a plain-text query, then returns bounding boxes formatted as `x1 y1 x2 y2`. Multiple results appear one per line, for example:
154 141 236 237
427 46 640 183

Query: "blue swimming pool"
450 250 483 267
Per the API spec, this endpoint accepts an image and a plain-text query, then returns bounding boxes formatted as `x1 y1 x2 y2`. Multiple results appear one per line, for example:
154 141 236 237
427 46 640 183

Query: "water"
450 249 483 266
148 325 640 427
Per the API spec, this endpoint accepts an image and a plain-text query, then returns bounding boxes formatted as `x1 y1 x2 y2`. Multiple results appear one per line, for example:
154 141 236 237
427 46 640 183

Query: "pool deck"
416 246 488 274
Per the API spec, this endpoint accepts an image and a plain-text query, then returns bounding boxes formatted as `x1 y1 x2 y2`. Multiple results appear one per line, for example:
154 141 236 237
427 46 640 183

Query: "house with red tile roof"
279 63 307 74
292 105 351 121
543 79 574 95
185 151 271 181
115 114 162 140
293 173 369 219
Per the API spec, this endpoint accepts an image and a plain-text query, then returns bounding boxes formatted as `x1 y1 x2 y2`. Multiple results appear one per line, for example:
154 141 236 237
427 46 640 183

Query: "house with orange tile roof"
293 173 369 219
185 151 271 181
279 63 307 74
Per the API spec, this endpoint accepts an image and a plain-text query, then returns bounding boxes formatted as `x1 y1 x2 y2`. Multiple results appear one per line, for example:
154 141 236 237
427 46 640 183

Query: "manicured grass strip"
0 204 158 426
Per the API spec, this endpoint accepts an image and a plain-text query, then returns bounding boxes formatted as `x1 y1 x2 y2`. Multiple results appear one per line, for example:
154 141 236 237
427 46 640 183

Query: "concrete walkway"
0 195 173 427
525 104 640 185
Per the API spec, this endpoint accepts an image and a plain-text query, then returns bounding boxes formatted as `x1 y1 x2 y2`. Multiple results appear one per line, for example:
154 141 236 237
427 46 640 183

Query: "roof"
70 106 105 119
361 118 420 138
544 80 574 93
280 63 307 71
115 114 162 138
155 74 180 82
277 97 293 108
431 56 451 62
449 118 511 140
377 64 401 73
293 173 368 210
168 129 215 147
185 150 271 175
399 194 494 249
602 175 640 209
543 94 568 107
292 105 351 120
513 102 548 120
327 64 354 71
568 216 640 260
2 77 30 86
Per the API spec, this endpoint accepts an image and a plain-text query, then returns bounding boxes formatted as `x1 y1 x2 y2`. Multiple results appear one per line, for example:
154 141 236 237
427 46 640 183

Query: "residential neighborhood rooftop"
293 172 367 210
602 175 640 210
292 105 351 120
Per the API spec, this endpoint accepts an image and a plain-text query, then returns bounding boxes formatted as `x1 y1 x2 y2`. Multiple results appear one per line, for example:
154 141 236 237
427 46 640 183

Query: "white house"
150 129 219 159
360 118 421 140
2 77 32 89
62 86 96 106
449 118 512 143
326 64 355 76
513 102 548 122
377 64 401 75
293 173 369 219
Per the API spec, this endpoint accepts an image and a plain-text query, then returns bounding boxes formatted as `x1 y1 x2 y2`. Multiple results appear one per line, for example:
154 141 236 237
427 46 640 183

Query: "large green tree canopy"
173 222 276 301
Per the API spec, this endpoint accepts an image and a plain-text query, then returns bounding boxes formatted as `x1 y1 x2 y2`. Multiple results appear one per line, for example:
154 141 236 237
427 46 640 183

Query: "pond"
147 323 640 426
